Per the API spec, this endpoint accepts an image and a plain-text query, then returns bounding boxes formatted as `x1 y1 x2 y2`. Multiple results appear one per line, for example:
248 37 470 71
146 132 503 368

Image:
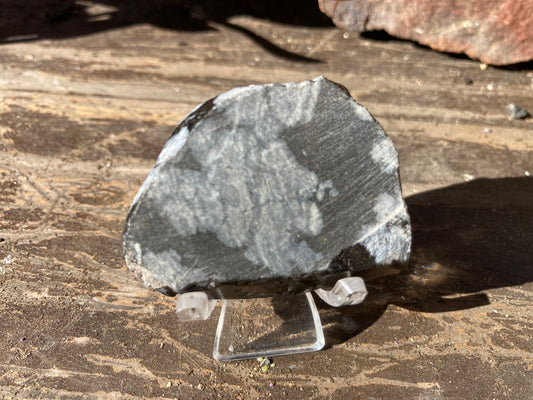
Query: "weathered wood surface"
0 2 532 399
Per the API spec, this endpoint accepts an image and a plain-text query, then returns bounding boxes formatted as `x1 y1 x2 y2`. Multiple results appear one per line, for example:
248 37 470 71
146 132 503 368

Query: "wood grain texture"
1 2 532 399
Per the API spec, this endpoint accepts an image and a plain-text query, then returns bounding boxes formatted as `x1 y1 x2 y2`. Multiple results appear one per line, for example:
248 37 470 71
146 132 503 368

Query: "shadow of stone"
0 0 330 63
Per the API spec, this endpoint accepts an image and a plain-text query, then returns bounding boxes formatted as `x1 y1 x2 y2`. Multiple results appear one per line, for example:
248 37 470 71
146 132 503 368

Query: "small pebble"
260 358 271 367
506 103 530 120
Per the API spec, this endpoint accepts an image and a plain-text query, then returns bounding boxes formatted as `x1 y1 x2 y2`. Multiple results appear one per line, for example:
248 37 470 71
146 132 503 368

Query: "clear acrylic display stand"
176 277 368 361
213 292 324 361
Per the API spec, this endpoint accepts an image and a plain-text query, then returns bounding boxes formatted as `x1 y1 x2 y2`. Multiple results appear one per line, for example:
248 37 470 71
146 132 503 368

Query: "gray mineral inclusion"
123 77 411 298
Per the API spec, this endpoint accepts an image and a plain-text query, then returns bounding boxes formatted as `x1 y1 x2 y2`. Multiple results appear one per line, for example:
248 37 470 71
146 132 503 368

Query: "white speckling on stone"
360 223 410 265
214 86 253 108
370 138 398 174
350 101 373 122
142 249 184 286
157 126 189 165
125 244 166 290
282 80 319 127
358 193 410 264
215 77 321 129
134 243 142 263
308 203 323 235
315 179 337 202
316 188 325 202
371 193 399 221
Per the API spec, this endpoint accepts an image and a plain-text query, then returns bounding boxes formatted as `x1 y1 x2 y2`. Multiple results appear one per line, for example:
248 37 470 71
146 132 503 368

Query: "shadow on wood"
0 0 330 63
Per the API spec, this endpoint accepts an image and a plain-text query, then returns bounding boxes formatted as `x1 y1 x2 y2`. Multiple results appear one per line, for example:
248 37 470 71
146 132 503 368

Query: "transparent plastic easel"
176 277 368 361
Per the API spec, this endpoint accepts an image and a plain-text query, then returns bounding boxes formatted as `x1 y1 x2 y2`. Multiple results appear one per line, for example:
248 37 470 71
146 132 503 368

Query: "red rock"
318 0 533 65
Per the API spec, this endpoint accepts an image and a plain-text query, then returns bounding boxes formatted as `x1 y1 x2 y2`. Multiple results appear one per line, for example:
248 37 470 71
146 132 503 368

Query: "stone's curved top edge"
212 75 335 106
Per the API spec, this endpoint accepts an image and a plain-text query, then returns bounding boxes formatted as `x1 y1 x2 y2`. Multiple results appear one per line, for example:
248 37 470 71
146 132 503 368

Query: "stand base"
213 292 324 361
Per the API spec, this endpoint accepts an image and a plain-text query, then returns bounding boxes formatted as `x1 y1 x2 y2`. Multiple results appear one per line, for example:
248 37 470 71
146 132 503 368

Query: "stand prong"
176 292 217 321
315 277 367 307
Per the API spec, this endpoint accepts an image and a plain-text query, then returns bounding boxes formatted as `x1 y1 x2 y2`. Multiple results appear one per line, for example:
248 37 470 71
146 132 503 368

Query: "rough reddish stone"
319 0 533 65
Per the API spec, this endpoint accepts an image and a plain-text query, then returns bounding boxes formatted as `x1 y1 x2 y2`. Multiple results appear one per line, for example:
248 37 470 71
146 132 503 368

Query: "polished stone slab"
123 77 411 298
